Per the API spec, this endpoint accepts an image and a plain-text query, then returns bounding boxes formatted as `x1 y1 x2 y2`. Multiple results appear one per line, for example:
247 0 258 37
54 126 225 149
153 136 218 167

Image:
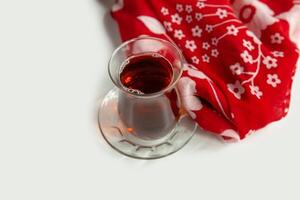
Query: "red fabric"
111 0 300 141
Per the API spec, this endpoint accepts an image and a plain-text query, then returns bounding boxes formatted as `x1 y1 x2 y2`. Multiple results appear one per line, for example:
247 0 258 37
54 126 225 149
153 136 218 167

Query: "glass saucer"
98 88 197 160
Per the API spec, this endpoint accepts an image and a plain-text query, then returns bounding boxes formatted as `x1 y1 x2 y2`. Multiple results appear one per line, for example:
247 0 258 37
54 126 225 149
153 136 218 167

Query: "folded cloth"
111 0 300 141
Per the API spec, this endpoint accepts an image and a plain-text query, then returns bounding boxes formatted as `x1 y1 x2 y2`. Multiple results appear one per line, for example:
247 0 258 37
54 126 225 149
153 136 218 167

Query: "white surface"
0 0 299 199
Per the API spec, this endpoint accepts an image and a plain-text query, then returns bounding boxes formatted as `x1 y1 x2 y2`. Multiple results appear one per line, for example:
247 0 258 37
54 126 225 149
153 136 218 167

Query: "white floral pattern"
195 13 203 21
132 2 297 141
186 15 193 23
196 1 205 9
186 5 193 13
211 37 218 46
263 56 277 69
226 25 239 36
157 4 286 105
191 56 199 64
202 42 210 50
267 74 281 87
202 54 210 63
191 25 202 37
216 8 228 19
243 39 254 51
176 4 183 12
230 63 244 75
211 49 219 57
161 7 169 15
174 29 185 40
205 25 213 33
171 13 182 25
241 50 253 64
249 85 263 99
227 81 245 99
185 40 197 52
271 51 284 57
270 33 284 44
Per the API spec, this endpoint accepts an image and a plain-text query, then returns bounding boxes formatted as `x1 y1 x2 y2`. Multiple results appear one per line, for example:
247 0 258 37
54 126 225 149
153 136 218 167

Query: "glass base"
98 88 197 159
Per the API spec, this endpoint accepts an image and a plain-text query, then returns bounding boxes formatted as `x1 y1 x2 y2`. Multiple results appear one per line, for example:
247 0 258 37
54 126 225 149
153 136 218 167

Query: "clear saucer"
98 88 197 160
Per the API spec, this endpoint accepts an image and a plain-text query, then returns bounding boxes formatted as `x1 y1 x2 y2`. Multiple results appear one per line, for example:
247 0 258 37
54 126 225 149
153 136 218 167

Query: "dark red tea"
118 53 179 140
120 53 173 94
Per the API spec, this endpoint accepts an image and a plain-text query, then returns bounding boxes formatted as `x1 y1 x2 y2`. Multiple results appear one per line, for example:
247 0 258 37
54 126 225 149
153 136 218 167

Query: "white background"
0 0 299 199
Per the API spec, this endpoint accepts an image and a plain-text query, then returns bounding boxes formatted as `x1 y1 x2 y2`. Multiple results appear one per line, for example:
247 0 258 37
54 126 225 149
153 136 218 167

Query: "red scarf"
111 0 300 141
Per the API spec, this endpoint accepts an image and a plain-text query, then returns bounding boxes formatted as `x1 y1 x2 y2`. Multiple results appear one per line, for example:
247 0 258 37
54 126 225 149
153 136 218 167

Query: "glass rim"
107 36 185 98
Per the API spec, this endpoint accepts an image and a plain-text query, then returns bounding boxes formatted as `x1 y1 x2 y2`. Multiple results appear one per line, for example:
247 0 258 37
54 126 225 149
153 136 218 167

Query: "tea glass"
98 37 197 159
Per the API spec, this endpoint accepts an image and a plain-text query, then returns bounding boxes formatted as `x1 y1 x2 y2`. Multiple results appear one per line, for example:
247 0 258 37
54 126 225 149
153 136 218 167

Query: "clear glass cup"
98 37 197 159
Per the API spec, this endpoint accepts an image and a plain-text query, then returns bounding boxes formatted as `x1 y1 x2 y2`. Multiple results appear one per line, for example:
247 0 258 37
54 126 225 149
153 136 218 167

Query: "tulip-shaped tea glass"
98 37 197 159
